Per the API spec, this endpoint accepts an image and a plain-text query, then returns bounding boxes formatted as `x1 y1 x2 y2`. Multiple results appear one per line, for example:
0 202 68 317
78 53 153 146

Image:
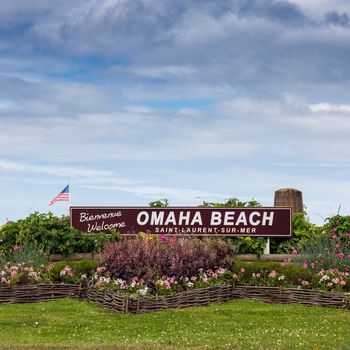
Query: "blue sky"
1 0 350 224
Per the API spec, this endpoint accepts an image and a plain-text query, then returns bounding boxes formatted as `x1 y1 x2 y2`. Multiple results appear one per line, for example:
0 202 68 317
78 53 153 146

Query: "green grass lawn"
0 299 349 350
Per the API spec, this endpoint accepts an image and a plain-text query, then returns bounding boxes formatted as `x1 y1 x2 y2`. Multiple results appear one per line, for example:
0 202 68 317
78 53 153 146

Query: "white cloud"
0 160 114 178
309 102 350 113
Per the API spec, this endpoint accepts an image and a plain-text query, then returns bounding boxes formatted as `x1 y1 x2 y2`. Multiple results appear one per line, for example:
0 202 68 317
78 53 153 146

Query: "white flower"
319 275 330 283
115 278 123 286
137 287 149 296
278 275 285 281
187 282 194 288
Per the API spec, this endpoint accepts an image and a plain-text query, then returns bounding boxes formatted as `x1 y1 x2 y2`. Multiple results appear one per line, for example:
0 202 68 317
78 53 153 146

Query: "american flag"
49 185 70 205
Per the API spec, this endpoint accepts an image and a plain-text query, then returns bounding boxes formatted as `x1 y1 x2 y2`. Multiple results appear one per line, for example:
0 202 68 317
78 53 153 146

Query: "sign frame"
70 206 292 238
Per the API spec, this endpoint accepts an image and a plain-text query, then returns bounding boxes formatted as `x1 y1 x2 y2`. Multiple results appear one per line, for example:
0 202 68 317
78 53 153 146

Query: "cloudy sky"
1 0 350 224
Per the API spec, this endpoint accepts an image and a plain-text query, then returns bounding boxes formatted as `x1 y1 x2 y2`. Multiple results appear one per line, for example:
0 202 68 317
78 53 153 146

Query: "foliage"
233 237 266 255
293 231 350 273
323 214 350 242
51 259 99 283
274 212 321 254
231 261 349 292
0 212 120 256
148 199 169 207
0 242 47 270
101 235 235 283
201 197 261 208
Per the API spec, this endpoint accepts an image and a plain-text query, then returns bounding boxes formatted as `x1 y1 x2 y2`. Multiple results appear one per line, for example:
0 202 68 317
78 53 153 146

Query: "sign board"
70 207 292 237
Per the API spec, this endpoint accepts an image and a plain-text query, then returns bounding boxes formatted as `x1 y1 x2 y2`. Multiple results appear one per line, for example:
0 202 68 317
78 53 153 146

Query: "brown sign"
70 207 292 237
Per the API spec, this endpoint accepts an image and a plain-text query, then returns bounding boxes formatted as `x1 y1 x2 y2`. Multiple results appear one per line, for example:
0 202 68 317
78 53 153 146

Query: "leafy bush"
149 199 170 207
274 213 321 254
233 261 283 275
101 235 235 282
0 212 120 256
51 259 99 282
202 198 261 208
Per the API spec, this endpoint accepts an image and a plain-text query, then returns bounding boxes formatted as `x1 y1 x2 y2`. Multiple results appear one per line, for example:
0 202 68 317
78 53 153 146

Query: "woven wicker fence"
0 284 349 312
0 284 83 304
84 283 235 314
232 285 347 308
84 284 350 314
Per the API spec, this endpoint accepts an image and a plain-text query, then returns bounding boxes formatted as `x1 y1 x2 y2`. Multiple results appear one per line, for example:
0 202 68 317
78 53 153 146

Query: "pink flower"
311 262 315 269
159 233 166 241
348 255 350 260
332 227 337 232
268 270 277 278
301 280 309 286
240 268 245 273
256 273 261 278
60 266 73 277
326 282 333 287
131 277 139 284
13 244 24 251
332 235 337 240
303 262 308 269
338 253 345 259
190 276 197 282
163 281 171 289
340 280 346 286
96 266 106 274
292 249 298 255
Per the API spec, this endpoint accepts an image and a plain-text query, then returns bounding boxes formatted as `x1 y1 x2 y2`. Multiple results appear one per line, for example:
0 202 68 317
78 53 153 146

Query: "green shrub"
232 261 315 288
51 259 99 281
0 212 120 256
149 199 170 207
233 261 283 275
272 212 321 254
281 264 313 284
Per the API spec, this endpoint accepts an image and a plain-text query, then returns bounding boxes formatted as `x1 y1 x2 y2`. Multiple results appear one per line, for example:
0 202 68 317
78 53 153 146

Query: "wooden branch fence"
0 283 349 313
